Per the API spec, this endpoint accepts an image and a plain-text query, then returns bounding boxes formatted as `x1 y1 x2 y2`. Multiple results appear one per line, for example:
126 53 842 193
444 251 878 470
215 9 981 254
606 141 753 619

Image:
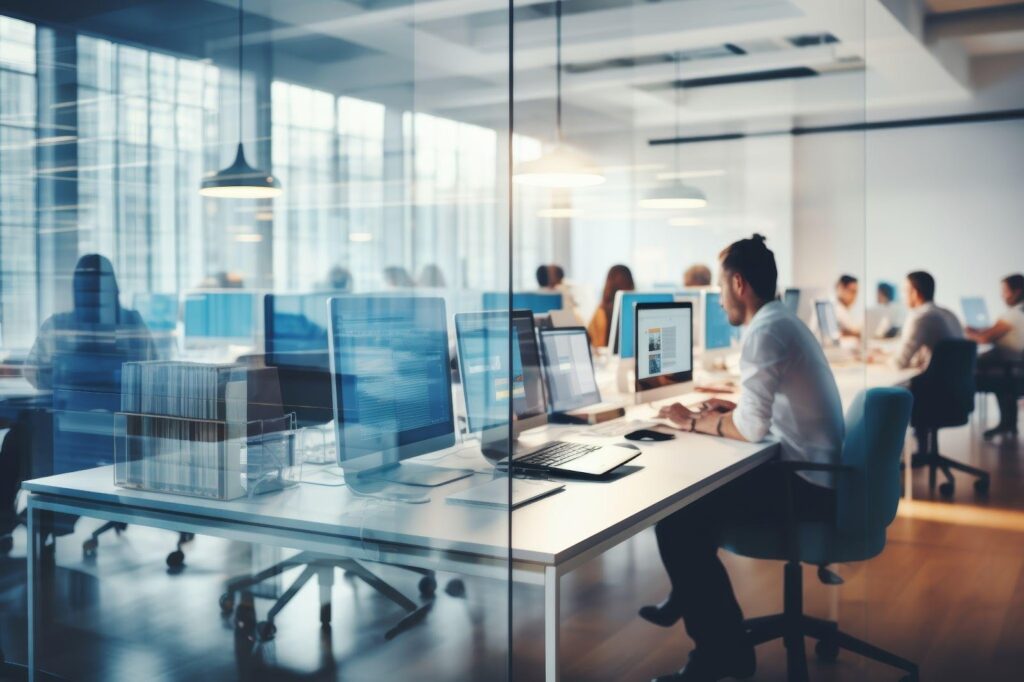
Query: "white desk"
22 424 777 682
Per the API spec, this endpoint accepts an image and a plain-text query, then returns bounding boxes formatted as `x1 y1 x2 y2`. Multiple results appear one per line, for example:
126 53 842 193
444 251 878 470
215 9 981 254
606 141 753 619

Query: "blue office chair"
720 388 918 682
908 339 988 497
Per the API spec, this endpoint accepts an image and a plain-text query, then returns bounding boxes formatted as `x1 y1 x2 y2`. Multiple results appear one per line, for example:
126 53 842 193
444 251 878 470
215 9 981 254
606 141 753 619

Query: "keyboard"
516 441 601 469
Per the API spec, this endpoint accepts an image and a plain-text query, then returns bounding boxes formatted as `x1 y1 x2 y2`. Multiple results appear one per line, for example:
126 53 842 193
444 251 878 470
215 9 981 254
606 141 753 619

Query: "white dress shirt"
891 302 963 370
995 304 1024 357
732 301 846 488
832 296 863 336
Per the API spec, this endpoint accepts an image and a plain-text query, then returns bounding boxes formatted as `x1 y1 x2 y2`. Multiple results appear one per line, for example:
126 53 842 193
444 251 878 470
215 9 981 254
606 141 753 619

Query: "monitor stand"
372 462 474 487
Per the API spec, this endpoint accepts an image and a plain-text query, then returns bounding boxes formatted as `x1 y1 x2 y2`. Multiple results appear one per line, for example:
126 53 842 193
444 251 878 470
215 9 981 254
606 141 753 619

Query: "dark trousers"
976 349 1021 431
654 464 836 655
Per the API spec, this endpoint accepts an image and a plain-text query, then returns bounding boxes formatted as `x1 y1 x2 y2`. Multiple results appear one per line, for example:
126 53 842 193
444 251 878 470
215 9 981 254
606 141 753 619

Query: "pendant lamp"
513 0 604 188
639 52 706 210
200 0 282 199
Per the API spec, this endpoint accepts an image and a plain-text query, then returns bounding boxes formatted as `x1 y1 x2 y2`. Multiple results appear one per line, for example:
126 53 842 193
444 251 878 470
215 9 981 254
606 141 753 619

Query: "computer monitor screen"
265 293 334 427
184 291 256 341
815 300 841 345
483 292 563 315
783 288 800 315
704 292 740 351
264 293 331 367
329 296 455 469
455 310 546 433
618 292 675 358
635 302 693 392
961 296 990 329
132 293 178 332
539 328 601 413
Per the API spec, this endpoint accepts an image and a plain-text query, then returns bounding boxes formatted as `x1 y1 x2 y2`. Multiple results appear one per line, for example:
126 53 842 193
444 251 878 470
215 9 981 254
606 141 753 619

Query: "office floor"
2 403 1023 681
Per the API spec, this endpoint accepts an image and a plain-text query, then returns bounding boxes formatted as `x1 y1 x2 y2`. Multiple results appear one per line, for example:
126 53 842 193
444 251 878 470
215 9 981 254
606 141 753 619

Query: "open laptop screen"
539 327 601 413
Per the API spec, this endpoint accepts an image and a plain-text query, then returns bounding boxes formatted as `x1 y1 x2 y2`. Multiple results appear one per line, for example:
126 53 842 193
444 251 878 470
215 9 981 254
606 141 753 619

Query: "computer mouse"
623 429 675 443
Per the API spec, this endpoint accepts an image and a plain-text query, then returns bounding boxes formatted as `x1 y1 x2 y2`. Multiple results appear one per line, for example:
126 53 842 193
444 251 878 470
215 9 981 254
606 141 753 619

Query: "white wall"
794 118 1024 317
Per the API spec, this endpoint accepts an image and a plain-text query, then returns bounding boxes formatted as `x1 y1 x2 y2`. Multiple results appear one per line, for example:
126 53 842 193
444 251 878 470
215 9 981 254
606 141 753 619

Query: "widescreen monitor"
482 291 563 315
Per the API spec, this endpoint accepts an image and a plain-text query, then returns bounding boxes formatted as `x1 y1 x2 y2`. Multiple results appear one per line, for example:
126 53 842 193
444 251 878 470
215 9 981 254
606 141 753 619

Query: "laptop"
961 297 990 329
538 327 625 424
454 310 640 478
815 299 842 347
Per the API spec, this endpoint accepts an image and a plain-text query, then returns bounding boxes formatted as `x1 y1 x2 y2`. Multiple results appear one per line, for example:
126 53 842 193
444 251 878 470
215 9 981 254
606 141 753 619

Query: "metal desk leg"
26 497 40 682
545 565 560 682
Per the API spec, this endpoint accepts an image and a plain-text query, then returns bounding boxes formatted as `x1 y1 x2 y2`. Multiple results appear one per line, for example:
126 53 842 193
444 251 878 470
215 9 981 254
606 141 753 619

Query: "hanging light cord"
673 51 681 175
555 0 563 142
238 0 244 142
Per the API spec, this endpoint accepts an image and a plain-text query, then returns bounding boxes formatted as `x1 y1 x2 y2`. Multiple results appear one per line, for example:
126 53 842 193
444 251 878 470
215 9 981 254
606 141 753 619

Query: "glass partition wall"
4 1 513 680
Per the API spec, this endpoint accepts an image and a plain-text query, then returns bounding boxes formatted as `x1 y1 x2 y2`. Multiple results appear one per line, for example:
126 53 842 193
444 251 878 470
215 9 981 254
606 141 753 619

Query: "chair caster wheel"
815 638 839 661
166 550 185 568
114 522 127 534
938 481 955 498
83 538 98 559
445 578 466 598
0 535 13 554
256 621 276 641
418 575 437 597
974 478 990 494
219 592 235 614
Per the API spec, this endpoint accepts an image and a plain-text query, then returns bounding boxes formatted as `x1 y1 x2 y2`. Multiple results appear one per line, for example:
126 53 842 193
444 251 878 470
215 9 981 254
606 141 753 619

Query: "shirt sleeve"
732 327 788 442
891 313 922 370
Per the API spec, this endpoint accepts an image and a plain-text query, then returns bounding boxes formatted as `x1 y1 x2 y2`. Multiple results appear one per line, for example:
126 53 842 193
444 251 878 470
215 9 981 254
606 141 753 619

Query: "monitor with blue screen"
132 293 178 332
483 291 563 315
455 310 545 435
783 288 800 315
183 291 257 343
704 291 741 351
616 292 675 358
265 293 335 426
328 296 470 487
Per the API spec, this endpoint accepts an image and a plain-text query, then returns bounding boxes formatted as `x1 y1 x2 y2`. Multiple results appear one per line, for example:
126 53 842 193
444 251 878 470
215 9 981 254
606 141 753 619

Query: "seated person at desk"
966 273 1024 439
833 274 862 338
0 254 156 534
887 270 962 370
683 263 712 288
867 281 903 339
642 234 845 682
587 264 634 348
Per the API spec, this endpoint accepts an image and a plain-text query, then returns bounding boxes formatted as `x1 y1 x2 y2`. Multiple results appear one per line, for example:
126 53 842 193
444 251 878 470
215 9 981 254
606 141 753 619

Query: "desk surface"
24 426 776 567
22 357 914 569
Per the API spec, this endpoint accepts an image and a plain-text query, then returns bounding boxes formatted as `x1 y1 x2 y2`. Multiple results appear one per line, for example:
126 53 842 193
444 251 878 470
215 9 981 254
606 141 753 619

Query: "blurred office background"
0 0 1023 680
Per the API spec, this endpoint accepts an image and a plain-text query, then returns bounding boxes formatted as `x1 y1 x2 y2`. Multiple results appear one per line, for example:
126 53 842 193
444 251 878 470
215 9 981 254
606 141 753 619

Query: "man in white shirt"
833 274 863 338
968 273 1024 438
866 281 904 338
890 271 963 371
641 235 845 682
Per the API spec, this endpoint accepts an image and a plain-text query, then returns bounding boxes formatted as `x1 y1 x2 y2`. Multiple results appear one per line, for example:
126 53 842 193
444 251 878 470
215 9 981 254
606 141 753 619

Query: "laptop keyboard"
517 441 601 469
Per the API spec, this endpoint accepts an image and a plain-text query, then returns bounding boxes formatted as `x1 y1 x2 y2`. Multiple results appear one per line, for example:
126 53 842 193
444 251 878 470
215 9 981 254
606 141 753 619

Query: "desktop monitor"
328 296 460 484
703 291 741 351
613 291 676 358
538 327 601 413
634 301 694 403
783 288 801 315
961 296 990 329
264 293 334 427
483 291 563 315
815 299 841 347
183 291 257 344
455 309 547 437
132 293 179 333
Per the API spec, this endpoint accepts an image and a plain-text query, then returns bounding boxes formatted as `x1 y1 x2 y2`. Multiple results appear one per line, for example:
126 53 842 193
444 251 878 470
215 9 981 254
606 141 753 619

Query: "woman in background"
588 264 635 348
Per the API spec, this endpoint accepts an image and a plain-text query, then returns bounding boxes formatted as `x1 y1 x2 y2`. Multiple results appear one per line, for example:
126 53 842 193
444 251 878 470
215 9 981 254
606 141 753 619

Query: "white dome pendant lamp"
200 0 282 199
513 0 604 189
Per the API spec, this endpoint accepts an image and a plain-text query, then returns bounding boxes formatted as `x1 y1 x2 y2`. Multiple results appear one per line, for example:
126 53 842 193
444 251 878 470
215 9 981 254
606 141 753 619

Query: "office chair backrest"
911 339 977 428
837 387 913 537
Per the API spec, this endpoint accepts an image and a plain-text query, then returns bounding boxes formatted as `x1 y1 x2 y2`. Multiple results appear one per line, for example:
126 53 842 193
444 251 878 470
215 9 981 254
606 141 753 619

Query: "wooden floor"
2 401 1023 681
